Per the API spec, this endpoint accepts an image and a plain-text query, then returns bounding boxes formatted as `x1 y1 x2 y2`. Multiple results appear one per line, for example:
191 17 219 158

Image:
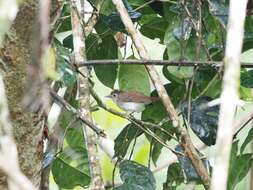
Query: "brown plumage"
109 90 159 104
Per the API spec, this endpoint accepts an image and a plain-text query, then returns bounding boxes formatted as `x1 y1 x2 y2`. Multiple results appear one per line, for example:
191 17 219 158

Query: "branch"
111 0 210 188
210 1 248 190
71 0 105 188
49 89 106 137
76 59 253 68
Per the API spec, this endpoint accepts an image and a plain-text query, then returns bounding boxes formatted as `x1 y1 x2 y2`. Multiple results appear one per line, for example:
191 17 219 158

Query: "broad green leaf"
118 62 150 95
241 127 253 153
180 96 219 146
86 34 118 88
51 146 90 189
240 86 253 101
241 69 253 88
228 141 253 190
114 160 156 190
227 154 253 190
114 124 142 158
140 17 168 43
59 111 85 149
163 163 184 189
193 67 222 98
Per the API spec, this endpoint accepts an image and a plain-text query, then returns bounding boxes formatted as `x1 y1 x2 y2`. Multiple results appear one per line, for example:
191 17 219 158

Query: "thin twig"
49 89 106 137
77 59 253 68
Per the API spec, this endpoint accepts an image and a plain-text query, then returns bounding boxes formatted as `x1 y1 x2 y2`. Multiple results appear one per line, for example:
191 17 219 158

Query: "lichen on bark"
0 1 43 189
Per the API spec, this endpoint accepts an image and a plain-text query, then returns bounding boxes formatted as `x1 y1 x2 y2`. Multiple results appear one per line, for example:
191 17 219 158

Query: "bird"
106 90 159 113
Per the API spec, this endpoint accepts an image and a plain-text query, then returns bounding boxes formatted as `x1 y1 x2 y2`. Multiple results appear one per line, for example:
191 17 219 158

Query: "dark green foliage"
163 163 184 189
241 127 253 153
100 0 142 31
114 124 142 158
114 160 156 190
55 40 78 86
227 141 253 190
180 96 219 146
175 145 210 183
101 11 142 32
118 63 150 95
241 69 253 88
51 147 90 189
86 34 118 88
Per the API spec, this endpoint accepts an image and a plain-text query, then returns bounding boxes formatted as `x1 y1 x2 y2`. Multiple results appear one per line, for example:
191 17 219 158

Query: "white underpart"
117 101 146 112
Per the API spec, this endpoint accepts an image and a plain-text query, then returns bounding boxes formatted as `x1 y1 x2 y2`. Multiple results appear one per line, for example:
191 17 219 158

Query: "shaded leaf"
241 127 253 153
241 69 253 88
207 0 228 28
175 145 210 182
228 141 253 190
55 41 78 86
163 163 184 189
227 154 253 190
118 61 150 95
140 17 168 42
180 96 219 146
101 11 142 32
51 146 90 189
148 123 176 165
86 34 118 88
173 18 192 41
114 124 142 158
114 160 156 190
142 83 185 123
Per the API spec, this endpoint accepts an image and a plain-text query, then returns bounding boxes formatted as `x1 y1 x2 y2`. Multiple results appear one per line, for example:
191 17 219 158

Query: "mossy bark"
0 1 43 189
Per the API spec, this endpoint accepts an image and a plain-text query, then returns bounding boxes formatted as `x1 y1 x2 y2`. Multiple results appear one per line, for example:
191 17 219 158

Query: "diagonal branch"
111 0 210 188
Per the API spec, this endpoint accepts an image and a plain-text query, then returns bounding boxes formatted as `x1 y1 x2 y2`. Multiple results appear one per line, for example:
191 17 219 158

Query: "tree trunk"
0 1 43 189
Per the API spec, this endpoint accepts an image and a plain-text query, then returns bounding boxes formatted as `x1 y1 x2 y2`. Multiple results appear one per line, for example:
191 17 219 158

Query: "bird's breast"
117 101 146 112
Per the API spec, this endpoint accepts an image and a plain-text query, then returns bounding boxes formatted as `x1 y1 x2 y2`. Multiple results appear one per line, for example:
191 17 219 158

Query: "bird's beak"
105 95 112 98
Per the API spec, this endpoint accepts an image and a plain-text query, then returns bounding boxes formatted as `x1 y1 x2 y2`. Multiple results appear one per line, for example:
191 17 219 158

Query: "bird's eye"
112 94 116 97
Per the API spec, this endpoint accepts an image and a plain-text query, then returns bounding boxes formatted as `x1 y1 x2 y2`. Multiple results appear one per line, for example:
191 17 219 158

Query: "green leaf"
241 69 253 88
240 86 253 101
118 61 150 95
228 148 253 190
114 160 156 190
142 83 185 123
175 145 210 183
59 111 85 149
192 67 222 99
101 11 142 32
180 96 219 146
163 163 184 189
55 41 78 86
51 146 90 189
140 17 168 42
86 34 118 88
207 0 228 28
114 124 142 158
241 127 253 154
149 123 175 165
